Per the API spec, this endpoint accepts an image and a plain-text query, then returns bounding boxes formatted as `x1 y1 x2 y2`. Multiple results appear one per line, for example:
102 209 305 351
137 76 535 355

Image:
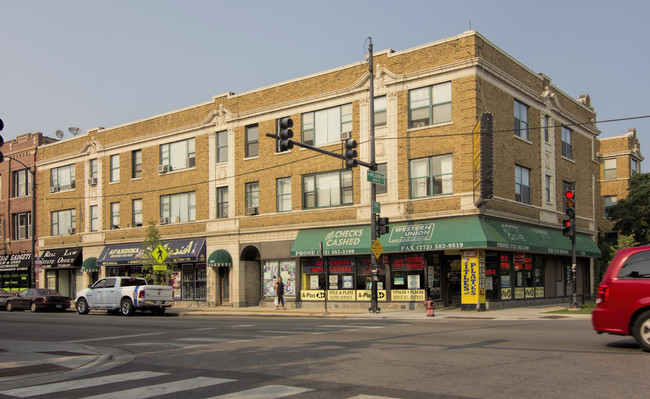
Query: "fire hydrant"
423 300 435 317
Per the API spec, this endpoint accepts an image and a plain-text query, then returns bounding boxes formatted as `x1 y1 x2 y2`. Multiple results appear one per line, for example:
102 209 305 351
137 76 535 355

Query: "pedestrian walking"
275 276 286 310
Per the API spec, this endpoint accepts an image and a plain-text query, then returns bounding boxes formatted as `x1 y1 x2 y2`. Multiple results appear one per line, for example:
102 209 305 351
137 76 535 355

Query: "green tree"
608 173 650 245
139 220 173 285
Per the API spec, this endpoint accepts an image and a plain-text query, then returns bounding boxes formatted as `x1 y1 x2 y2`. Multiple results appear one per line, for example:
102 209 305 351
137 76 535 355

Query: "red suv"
593 245 650 352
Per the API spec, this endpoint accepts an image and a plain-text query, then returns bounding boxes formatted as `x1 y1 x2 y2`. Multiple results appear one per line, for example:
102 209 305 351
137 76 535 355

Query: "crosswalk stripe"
205 384 314 399
347 395 403 399
175 338 241 343
0 371 168 398
80 376 235 399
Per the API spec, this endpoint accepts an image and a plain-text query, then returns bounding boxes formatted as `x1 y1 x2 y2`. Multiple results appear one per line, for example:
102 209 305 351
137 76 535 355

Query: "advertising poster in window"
279 260 296 296
263 260 296 297
461 250 486 306
408 274 420 289
263 261 278 298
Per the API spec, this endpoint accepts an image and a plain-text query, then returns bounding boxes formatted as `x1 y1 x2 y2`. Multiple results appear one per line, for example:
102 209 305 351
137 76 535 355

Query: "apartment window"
132 150 142 179
89 159 98 180
545 174 552 203
376 163 388 195
51 209 76 236
216 130 228 163
374 96 387 127
160 138 195 171
631 159 640 176
216 186 228 218
302 104 353 146
132 199 143 227
302 170 353 209
603 159 617 180
409 82 452 128
90 205 99 232
110 154 120 182
110 202 120 229
160 192 196 223
12 169 30 197
409 154 453 198
544 115 550 142
561 126 573 159
50 165 75 192
277 177 291 212
515 165 531 204
604 196 618 218
12 212 31 240
514 100 529 140
245 182 259 213
245 125 258 158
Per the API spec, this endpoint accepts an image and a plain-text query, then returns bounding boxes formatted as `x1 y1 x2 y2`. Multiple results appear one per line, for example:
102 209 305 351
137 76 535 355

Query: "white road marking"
80 376 235 399
205 384 314 399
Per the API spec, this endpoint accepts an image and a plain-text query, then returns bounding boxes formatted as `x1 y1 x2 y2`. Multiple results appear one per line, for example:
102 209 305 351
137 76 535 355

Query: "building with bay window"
34 31 603 310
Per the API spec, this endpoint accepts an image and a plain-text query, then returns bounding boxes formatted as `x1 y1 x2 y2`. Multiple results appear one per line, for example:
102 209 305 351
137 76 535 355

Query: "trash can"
423 300 435 317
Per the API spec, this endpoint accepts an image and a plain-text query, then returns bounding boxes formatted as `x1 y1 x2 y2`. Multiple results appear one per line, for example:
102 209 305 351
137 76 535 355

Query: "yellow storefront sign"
300 290 325 301
502 287 512 299
514 287 525 299
356 290 387 301
391 289 425 301
327 290 356 301
461 250 486 306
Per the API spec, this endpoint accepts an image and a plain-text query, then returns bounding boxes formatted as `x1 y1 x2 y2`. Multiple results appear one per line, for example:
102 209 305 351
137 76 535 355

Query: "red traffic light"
565 190 574 199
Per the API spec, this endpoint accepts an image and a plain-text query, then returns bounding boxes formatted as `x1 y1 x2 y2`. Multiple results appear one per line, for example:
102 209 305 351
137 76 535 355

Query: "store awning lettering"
97 239 206 266
0 253 31 272
41 248 82 269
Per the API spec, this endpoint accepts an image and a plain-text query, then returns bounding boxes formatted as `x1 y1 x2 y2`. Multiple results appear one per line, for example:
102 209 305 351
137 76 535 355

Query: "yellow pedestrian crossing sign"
371 239 383 259
152 244 169 264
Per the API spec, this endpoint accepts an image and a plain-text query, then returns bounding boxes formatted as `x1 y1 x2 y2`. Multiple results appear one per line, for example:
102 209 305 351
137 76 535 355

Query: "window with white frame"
631 159 640 176
51 209 76 236
132 150 142 179
376 163 388 195
409 154 453 198
110 154 120 182
216 131 228 163
245 182 259 213
604 195 617 218
514 100 529 140
515 165 531 204
89 159 98 181
408 82 452 128
160 191 195 223
90 205 99 232
544 115 550 142
545 174 552 203
245 125 258 158
50 165 75 193
374 96 387 127
302 170 353 209
561 126 573 159
603 158 617 180
132 199 142 227
110 202 120 229
12 169 30 197
160 138 195 171
216 186 228 218
277 177 291 212
302 104 353 146
12 212 31 240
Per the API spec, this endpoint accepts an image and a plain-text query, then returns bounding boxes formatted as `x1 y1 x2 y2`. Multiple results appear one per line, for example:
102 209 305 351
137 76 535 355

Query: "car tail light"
596 283 610 303
139 290 145 299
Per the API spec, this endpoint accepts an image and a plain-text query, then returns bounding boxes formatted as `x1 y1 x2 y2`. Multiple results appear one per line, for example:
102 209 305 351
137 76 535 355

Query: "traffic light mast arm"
264 133 375 169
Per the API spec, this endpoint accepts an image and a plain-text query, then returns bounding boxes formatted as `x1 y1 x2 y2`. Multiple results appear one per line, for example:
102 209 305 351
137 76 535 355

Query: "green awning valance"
207 249 232 268
81 257 99 272
290 216 601 258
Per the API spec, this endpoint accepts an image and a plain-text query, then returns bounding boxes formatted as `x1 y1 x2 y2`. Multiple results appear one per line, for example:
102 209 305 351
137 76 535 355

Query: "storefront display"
263 259 296 299
0 253 31 291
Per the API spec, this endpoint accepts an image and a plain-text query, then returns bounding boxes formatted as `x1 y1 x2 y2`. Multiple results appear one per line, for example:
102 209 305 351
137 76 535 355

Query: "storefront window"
426 253 442 301
356 256 386 290
181 264 206 300
534 255 545 297
500 254 511 299
390 254 427 301
485 253 499 300
0 272 29 291
263 260 296 298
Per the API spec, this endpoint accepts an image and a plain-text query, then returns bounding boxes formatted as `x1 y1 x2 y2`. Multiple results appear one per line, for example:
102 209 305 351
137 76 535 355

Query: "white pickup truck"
74 276 173 316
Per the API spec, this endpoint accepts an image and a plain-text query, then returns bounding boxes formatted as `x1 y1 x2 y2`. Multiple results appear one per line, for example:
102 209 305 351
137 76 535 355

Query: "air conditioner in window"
188 156 196 168
87 177 98 186
340 131 351 140
157 165 171 173
67 228 76 234
159 217 170 225
49 186 57 193
245 207 259 216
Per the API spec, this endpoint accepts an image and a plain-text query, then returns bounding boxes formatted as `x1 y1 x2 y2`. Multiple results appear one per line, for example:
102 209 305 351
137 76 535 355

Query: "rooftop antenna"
68 127 81 136
55 130 64 139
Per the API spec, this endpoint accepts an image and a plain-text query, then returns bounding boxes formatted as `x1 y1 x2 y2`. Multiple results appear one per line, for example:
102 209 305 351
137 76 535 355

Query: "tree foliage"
137 220 173 285
608 173 650 245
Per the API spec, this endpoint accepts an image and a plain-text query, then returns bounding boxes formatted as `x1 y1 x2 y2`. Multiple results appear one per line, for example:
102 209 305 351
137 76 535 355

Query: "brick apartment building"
599 128 644 242
32 31 602 309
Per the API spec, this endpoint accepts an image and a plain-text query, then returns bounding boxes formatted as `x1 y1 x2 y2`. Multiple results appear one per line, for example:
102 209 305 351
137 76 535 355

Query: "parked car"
0 289 14 310
593 245 650 352
5 288 71 312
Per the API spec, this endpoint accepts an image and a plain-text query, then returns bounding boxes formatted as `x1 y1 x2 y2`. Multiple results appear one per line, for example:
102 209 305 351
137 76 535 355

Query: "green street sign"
367 170 385 185
372 201 381 214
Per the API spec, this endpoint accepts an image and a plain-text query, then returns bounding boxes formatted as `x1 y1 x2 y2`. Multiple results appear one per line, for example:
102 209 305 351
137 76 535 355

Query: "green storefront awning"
207 249 232 268
290 216 601 258
81 257 99 272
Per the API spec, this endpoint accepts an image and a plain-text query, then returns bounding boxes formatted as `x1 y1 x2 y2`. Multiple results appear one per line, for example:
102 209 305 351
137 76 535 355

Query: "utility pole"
368 38 380 313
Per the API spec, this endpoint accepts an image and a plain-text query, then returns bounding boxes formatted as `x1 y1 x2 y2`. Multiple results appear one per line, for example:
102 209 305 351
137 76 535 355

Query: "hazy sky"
2 0 649 170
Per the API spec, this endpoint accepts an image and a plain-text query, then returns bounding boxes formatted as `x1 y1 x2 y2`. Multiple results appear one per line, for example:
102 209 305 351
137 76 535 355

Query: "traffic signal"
0 118 4 163
562 219 574 238
564 187 575 219
344 138 358 168
278 117 294 151
377 216 389 237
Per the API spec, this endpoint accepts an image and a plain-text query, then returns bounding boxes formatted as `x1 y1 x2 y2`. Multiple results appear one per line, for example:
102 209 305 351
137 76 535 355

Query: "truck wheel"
120 298 134 316
30 302 38 312
76 298 90 315
6 302 14 312
633 310 650 352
